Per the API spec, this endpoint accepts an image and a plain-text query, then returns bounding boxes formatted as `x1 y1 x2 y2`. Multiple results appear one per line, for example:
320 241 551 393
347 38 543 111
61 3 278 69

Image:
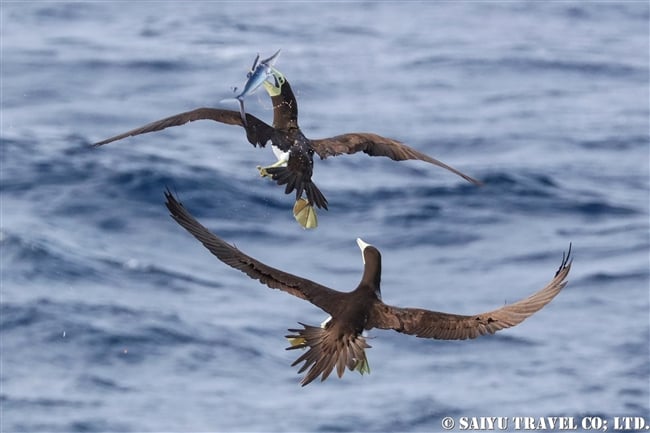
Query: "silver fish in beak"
221 49 281 126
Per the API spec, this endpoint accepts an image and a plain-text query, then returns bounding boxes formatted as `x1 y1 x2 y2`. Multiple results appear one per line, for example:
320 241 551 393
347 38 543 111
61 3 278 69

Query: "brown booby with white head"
94 61 482 229
164 190 572 386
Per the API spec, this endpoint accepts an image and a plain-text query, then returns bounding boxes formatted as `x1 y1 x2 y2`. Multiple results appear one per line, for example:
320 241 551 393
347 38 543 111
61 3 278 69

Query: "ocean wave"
477 172 640 217
2 231 102 282
407 54 646 80
1 394 92 410
3 1 648 430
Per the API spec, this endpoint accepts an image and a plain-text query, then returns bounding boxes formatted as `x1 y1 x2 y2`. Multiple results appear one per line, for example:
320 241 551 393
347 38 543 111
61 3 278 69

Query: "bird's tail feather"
286 322 370 386
265 167 328 210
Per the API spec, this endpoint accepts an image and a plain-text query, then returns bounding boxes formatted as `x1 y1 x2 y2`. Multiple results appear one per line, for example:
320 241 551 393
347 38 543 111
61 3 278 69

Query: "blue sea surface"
2 2 649 432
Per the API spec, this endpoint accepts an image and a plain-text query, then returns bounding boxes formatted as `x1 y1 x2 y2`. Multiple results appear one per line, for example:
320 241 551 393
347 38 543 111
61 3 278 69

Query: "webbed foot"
257 157 288 178
293 198 318 229
354 357 370 375
256 165 270 177
286 336 306 347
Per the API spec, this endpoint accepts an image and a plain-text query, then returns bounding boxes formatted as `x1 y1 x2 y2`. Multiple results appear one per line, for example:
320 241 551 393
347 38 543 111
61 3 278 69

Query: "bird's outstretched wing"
93 108 274 147
368 246 572 339
164 190 344 314
310 132 482 185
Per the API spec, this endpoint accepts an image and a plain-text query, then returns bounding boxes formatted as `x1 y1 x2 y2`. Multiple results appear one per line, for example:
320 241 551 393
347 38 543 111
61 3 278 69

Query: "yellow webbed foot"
257 156 288 178
293 198 318 229
354 357 370 376
256 165 269 177
286 336 306 347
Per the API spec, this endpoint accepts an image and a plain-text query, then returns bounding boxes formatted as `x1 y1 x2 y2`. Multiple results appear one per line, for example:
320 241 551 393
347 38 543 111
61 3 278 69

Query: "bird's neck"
271 80 299 130
360 264 382 300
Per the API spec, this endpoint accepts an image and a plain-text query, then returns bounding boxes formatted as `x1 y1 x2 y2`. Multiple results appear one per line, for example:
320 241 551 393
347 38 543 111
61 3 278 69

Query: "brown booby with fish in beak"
94 55 481 228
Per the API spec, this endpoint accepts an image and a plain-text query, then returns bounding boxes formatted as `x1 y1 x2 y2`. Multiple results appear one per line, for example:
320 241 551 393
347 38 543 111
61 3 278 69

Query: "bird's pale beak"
263 66 286 97
356 238 371 251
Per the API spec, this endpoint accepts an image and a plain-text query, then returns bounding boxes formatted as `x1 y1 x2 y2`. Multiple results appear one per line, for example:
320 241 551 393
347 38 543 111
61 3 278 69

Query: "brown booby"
94 65 482 229
164 190 572 386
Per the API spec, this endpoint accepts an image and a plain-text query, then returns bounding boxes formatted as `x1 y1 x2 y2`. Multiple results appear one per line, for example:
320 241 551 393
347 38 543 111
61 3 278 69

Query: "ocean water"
1 1 649 432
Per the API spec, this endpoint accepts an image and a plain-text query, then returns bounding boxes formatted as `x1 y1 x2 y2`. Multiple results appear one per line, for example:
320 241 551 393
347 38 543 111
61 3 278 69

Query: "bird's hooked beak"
262 66 286 97
356 238 372 264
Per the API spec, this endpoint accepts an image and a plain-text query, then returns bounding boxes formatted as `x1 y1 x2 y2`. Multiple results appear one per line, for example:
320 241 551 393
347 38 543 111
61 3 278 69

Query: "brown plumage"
94 109 274 150
164 190 572 386
95 67 481 227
